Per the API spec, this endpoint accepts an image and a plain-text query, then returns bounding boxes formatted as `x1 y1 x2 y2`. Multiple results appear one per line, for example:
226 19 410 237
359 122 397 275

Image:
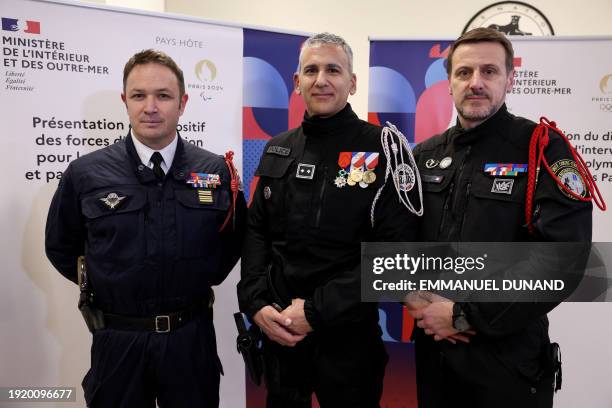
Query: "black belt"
104 301 212 333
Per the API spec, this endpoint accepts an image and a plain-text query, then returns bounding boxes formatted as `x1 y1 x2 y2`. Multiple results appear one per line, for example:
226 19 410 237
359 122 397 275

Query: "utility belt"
77 256 213 333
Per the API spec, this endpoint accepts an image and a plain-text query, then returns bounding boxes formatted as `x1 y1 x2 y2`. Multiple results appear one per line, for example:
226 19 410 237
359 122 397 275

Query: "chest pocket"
255 155 294 233
467 172 528 240
175 188 230 259
81 186 147 262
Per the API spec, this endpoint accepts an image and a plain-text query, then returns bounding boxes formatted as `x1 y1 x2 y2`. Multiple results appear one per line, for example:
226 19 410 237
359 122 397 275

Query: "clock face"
463 1 555 36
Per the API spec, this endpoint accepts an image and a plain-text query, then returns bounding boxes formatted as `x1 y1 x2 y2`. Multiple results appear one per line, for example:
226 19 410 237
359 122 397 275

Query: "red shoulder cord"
220 150 239 232
525 117 606 235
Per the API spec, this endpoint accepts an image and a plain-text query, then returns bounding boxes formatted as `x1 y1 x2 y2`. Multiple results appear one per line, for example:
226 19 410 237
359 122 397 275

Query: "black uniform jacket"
238 104 417 330
45 132 245 316
413 104 592 381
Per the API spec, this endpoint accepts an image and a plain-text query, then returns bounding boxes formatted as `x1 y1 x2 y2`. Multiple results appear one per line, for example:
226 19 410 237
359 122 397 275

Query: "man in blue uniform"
45 49 245 408
408 28 593 408
238 33 419 407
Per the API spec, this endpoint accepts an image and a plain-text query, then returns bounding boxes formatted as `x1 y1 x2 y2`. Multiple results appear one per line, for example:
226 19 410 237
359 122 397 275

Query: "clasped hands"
405 291 475 344
253 298 313 347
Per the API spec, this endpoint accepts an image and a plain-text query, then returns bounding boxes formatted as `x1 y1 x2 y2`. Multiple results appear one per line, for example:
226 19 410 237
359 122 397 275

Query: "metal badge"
395 164 416 192
99 192 126 210
263 186 272 199
491 178 514 195
266 145 291 156
425 159 439 169
349 168 364 183
334 176 347 188
439 157 453 169
296 163 315 180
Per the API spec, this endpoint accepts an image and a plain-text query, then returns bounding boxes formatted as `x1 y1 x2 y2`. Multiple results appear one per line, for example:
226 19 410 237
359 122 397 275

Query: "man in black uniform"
45 50 245 407
408 28 592 407
238 33 418 407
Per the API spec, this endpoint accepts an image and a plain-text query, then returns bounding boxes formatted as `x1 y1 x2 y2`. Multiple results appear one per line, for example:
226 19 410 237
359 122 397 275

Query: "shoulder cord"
220 150 240 232
371 122 424 228
526 117 606 234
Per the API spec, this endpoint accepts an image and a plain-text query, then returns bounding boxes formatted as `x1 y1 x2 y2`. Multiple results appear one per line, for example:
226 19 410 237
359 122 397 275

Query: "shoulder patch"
266 145 291 157
551 159 586 200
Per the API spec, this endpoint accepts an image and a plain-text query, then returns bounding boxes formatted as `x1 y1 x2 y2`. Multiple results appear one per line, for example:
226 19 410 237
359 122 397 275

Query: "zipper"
314 166 328 228
459 182 472 238
438 181 455 236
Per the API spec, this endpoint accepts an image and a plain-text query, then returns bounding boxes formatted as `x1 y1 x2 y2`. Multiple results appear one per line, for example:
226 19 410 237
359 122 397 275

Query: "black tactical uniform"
412 104 592 408
46 132 245 408
238 104 417 407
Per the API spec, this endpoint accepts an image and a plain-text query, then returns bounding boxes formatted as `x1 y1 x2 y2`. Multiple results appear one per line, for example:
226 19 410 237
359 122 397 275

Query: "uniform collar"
131 131 178 173
126 130 187 183
301 103 359 137
451 103 510 145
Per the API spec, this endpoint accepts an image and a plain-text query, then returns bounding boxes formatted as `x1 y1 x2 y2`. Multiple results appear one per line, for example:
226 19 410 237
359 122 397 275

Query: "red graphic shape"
415 80 454 144
368 112 381 126
243 107 272 140
24 20 40 34
429 44 450 59
401 305 415 343
514 57 522 68
288 91 307 130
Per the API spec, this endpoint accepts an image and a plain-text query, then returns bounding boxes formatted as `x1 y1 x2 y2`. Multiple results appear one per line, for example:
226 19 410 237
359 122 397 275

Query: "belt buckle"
155 315 170 333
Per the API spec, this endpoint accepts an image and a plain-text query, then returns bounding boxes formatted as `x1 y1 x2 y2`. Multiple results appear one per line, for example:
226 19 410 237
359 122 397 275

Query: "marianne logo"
1 17 40 34
600 74 612 94
195 59 217 82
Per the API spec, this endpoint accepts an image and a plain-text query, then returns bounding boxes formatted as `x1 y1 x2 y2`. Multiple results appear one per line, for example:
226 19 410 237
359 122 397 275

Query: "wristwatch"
452 303 471 332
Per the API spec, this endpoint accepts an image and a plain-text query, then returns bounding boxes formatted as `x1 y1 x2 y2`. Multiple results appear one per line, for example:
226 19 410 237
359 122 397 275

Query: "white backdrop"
1 0 244 406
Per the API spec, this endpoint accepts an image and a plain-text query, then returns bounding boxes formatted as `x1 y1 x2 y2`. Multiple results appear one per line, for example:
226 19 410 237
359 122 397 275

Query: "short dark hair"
446 28 514 76
298 32 354 73
123 49 185 97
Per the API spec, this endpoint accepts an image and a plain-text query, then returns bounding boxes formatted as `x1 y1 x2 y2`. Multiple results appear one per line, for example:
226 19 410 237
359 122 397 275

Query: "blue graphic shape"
243 139 269 199
378 308 398 343
425 58 448 88
244 57 289 109
2 18 19 31
369 66 416 113
252 107 288 137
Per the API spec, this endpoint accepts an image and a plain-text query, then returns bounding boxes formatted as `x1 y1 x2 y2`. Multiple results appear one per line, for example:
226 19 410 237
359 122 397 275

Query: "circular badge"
349 169 364 183
395 164 416 192
263 186 272 200
550 159 586 200
425 159 439 169
463 1 554 36
362 170 377 184
439 157 453 169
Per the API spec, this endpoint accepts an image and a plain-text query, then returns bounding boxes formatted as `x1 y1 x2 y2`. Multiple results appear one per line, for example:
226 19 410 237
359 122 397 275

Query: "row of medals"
335 167 376 188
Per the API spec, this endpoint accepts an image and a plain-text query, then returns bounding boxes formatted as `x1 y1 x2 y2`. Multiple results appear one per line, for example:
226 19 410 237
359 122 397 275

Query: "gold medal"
349 169 364 183
362 170 376 184
347 177 357 186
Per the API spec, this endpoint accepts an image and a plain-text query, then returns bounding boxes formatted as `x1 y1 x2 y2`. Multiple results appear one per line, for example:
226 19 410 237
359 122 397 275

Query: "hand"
404 291 432 316
410 294 475 343
253 305 306 347
280 298 313 336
